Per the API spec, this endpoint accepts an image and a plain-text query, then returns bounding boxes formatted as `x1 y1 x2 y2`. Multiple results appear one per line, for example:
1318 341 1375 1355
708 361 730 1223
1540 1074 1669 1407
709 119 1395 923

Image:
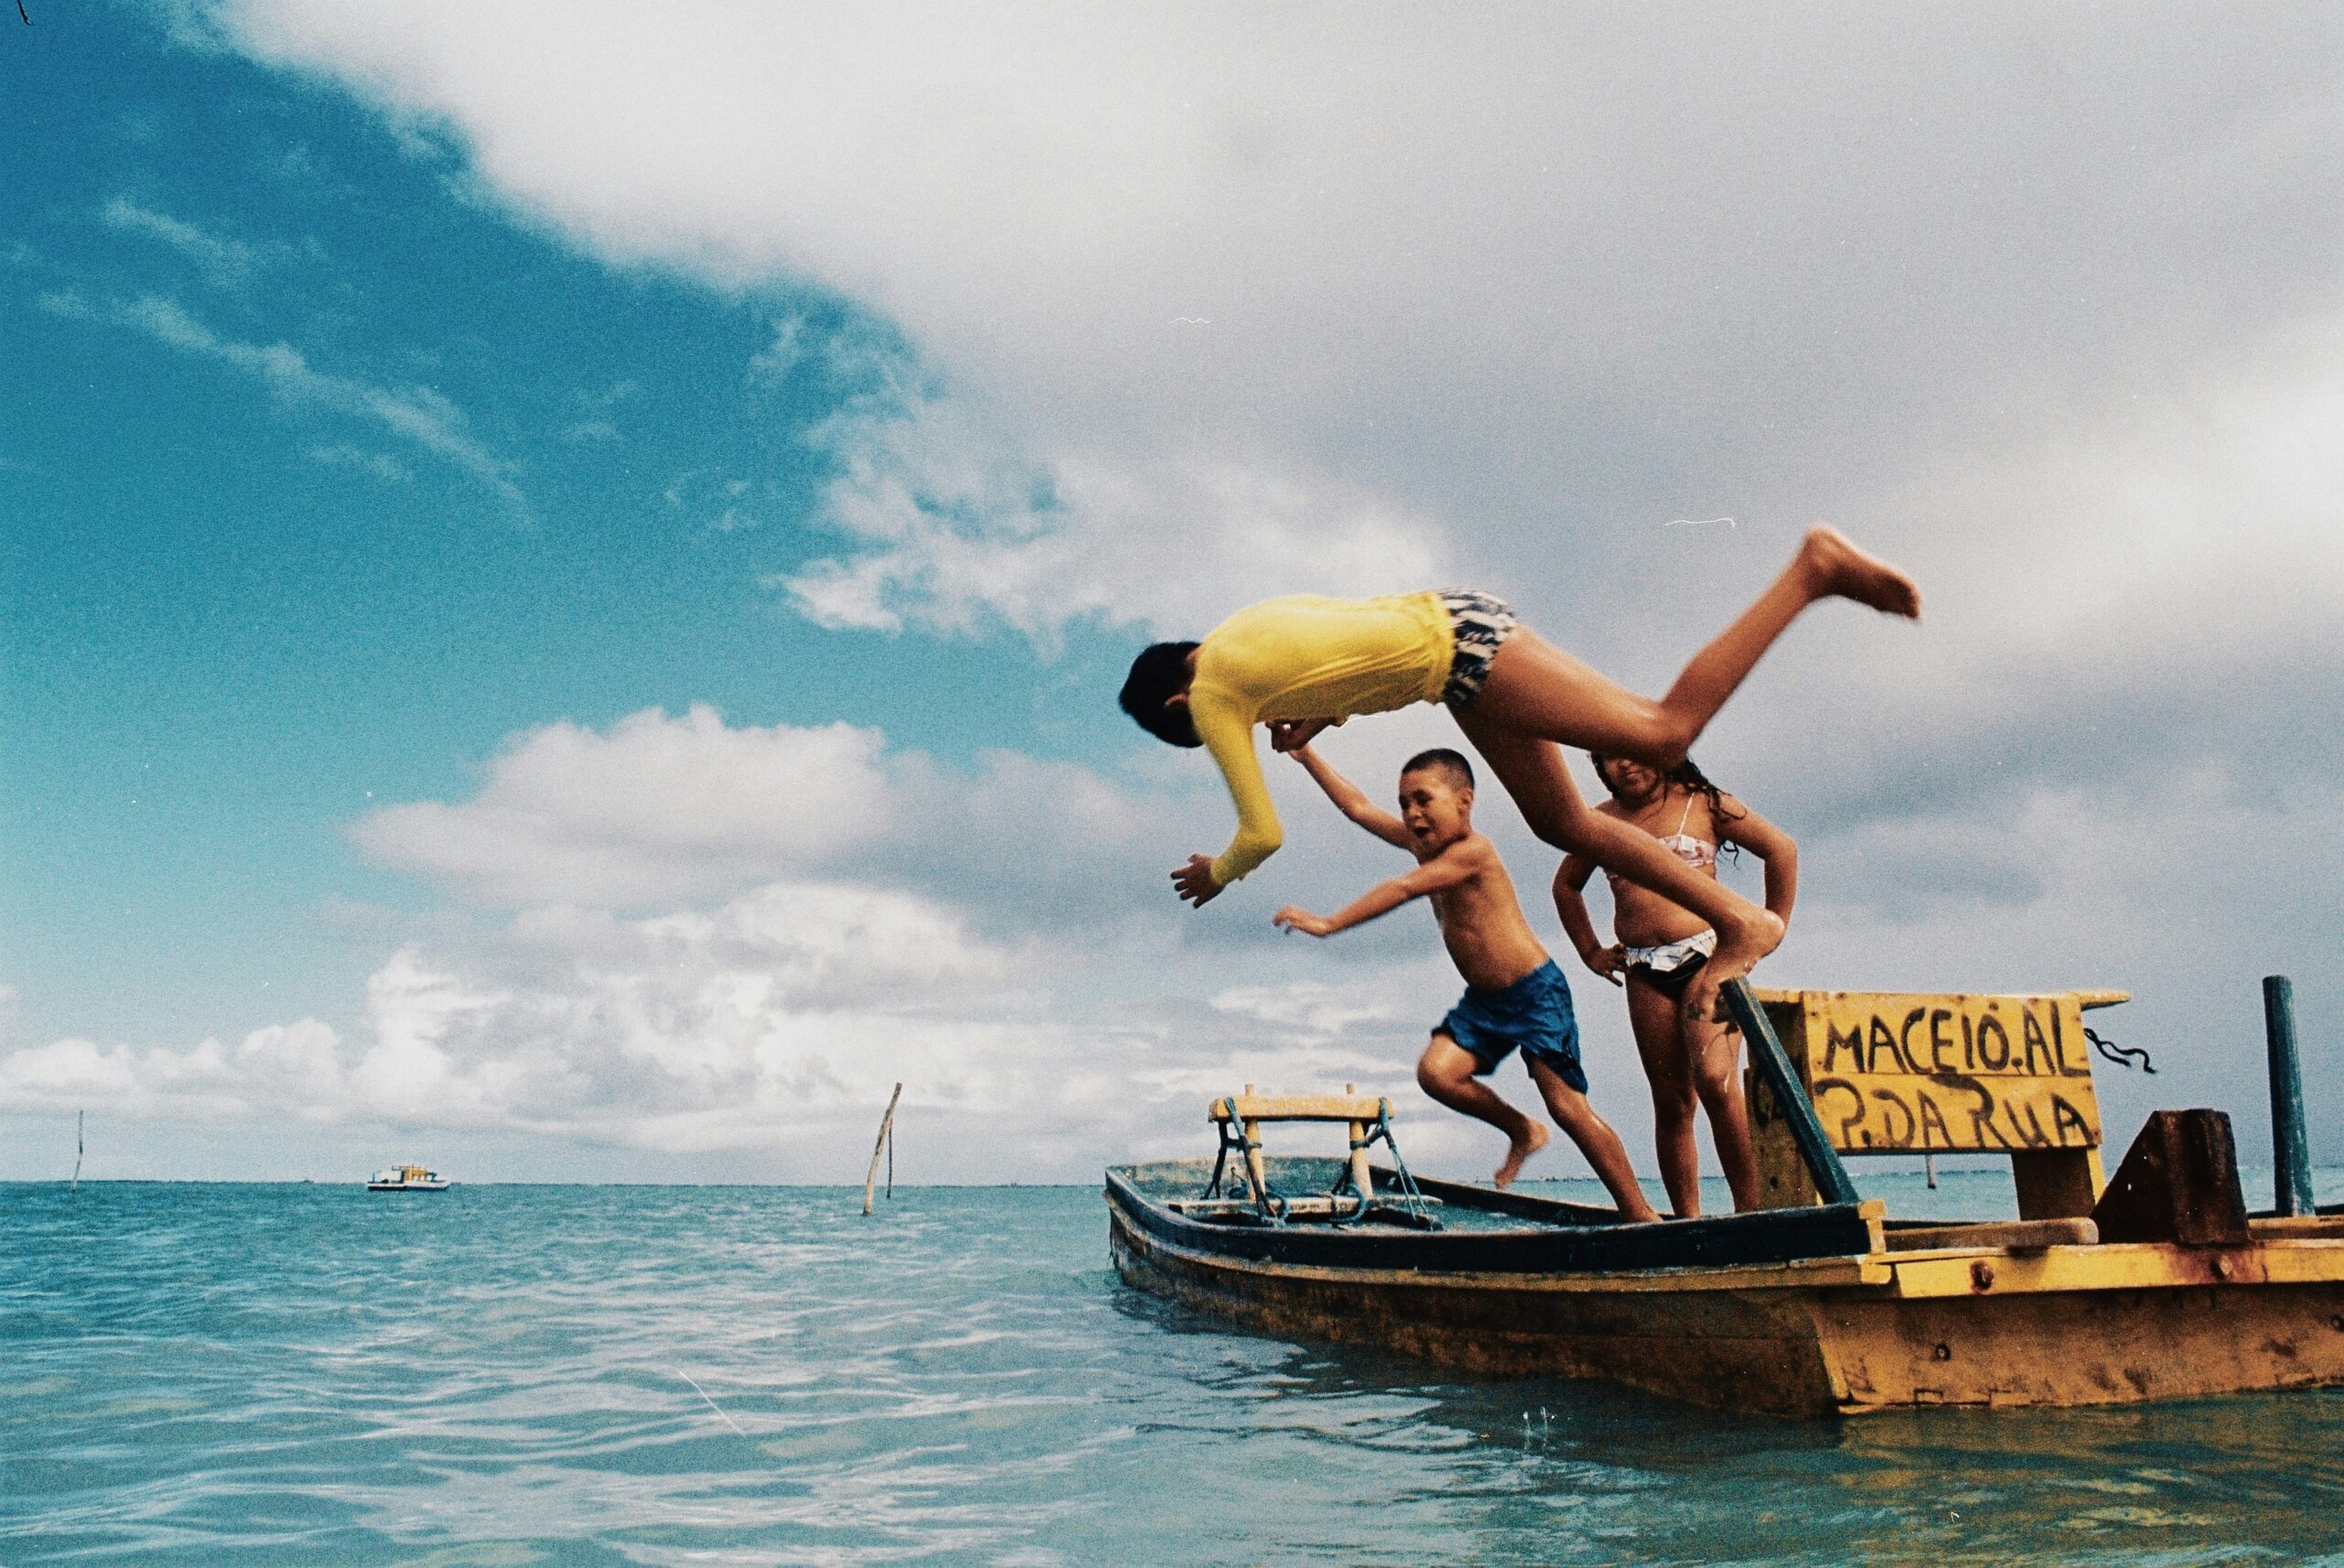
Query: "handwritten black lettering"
1899 1008 1928 1074
1866 1016 1896 1075
2052 1004 2086 1076
1977 1014 2012 1071
1928 1009 1955 1072
1952 1075 2013 1148
1915 1091 1953 1150
1871 1089 1916 1148
2022 1008 2053 1074
2051 1095 2093 1146
1815 1078 1866 1147
1825 1021 1864 1074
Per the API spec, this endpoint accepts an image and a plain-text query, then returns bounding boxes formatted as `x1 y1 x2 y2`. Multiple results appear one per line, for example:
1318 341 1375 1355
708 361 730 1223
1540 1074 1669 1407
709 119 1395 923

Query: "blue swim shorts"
1438 957 1587 1092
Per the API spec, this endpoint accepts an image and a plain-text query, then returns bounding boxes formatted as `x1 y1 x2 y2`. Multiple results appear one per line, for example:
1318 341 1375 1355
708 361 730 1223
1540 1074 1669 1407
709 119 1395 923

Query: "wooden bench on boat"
1209 1087 1390 1215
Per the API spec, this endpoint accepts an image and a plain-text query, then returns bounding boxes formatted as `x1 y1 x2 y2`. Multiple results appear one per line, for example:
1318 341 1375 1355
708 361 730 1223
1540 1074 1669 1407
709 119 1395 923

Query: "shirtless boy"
1269 741 1662 1217
1117 524 1919 1022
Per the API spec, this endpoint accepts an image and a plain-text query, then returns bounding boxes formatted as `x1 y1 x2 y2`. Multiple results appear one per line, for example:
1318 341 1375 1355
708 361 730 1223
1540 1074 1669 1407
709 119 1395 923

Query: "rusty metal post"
2263 976 2315 1217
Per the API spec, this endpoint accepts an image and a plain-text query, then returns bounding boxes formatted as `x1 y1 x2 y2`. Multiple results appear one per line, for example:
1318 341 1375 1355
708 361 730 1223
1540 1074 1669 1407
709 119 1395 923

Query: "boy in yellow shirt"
1118 524 1918 1022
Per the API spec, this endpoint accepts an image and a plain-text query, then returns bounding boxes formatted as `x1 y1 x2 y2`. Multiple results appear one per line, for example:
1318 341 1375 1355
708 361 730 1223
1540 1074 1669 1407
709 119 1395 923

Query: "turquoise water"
7 1178 2343 1566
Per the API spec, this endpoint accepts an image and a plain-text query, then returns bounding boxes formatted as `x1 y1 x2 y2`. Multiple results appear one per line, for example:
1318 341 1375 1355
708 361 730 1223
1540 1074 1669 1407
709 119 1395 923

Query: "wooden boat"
1107 979 2344 1416
366 1162 451 1192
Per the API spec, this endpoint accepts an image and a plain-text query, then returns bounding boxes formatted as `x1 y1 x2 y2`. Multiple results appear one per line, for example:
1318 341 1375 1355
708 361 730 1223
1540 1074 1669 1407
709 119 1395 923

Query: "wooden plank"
2250 1215 2344 1240
1384 1166 1622 1225
1210 1093 1386 1123
1726 979 1861 1206
1883 1217 2098 1252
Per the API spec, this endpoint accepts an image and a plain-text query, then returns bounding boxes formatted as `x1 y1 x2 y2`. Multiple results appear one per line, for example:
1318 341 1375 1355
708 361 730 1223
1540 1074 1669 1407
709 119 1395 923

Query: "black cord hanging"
2086 1025 2155 1075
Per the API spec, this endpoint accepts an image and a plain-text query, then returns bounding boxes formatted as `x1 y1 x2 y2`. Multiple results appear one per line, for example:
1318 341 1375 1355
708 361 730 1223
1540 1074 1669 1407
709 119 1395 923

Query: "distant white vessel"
366 1162 451 1192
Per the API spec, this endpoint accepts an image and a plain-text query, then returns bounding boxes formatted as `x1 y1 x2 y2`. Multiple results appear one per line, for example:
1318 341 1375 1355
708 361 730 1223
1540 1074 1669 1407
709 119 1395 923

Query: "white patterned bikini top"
1609 794 1718 885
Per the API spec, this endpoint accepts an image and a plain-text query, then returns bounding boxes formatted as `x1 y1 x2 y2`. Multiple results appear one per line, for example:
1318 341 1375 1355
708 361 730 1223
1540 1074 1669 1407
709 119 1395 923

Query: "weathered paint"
1109 1189 2344 1416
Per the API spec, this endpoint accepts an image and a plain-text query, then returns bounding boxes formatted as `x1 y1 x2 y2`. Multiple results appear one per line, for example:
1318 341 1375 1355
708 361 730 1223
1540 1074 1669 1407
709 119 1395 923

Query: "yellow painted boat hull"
1110 1196 2344 1417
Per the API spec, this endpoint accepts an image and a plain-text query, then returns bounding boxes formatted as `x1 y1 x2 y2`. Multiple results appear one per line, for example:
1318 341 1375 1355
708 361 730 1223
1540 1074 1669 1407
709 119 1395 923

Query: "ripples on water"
5 1179 2341 1565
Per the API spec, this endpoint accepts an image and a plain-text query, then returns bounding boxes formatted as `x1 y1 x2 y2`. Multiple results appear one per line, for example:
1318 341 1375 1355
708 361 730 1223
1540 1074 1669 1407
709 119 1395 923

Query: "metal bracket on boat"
1328 1102 1435 1229
1204 1098 1290 1222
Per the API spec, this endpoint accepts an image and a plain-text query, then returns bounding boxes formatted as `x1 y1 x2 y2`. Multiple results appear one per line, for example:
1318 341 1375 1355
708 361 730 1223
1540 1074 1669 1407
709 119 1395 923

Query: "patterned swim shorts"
1436 588 1519 708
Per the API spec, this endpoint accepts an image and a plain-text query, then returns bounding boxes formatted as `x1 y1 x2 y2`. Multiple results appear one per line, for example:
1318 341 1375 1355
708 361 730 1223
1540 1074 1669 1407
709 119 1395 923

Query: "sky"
3 1 2339 1185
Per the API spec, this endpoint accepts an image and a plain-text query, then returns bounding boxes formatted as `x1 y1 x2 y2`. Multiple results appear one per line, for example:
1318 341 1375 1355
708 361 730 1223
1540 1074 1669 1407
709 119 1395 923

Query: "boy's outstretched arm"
1551 855 1624 985
1719 795 1798 928
1273 839 1485 937
1286 741 1413 850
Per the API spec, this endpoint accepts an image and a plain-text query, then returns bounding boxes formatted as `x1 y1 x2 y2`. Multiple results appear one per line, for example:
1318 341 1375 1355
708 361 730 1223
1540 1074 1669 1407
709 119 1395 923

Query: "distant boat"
366 1163 451 1192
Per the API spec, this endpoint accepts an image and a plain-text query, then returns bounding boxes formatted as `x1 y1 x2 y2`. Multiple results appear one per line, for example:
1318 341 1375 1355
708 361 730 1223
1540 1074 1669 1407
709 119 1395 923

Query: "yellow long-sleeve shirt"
1191 591 1456 886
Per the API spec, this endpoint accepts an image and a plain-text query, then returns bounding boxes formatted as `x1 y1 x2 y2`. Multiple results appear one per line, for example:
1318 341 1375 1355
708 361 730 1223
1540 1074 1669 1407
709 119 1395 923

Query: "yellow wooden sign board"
1761 989 2102 1154
1745 988 2120 1219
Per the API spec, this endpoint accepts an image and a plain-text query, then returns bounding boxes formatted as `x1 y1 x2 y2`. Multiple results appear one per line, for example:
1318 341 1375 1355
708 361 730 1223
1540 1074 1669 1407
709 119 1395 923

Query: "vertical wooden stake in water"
1344 1084 1373 1206
2263 975 2316 1217
71 1108 83 1194
862 1083 903 1217
1925 1153 1937 1190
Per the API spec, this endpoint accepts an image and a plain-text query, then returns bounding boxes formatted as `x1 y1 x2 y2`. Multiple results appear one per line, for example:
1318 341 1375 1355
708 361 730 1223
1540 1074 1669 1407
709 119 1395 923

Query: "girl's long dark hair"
1590 752 1745 859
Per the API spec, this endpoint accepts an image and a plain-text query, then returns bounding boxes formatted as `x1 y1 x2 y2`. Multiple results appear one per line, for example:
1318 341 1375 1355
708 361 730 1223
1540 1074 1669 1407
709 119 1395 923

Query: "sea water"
6 1176 2342 1566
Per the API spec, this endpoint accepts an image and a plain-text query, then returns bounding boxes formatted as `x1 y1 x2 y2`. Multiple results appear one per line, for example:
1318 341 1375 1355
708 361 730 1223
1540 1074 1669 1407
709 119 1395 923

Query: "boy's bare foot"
1687 907 1786 1024
1493 1121 1549 1188
1800 524 1922 620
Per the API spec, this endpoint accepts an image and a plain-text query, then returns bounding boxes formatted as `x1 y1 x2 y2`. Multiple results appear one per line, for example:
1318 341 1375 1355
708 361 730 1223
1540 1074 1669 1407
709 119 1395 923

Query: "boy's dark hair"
1401 747 1475 790
1120 642 1203 748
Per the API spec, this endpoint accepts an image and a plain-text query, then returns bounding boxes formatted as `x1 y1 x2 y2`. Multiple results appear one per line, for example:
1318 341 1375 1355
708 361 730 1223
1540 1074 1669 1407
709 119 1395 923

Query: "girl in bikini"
1116 524 1915 1023
1551 756 1797 1216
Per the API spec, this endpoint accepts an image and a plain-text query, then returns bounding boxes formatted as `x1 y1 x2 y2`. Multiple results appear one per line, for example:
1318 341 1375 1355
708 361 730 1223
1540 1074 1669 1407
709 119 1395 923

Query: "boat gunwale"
1104 1165 1886 1281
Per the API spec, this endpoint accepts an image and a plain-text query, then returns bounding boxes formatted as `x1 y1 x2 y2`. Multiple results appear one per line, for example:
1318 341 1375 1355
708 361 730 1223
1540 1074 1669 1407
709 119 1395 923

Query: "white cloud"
101 196 272 289
44 289 527 514
308 441 412 482
1211 980 1397 1044
351 705 895 909
203 2 2344 645
0 1019 346 1123
786 380 1448 637
0 882 1094 1161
